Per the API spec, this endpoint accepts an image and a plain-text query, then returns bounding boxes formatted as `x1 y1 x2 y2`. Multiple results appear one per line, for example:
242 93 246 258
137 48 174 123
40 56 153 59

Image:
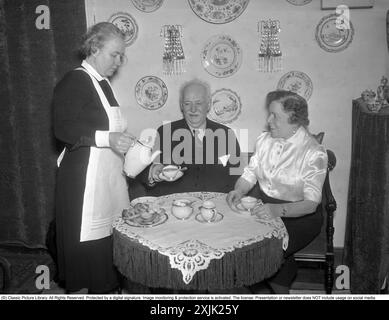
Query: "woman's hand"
251 203 280 220
226 190 245 211
109 132 136 154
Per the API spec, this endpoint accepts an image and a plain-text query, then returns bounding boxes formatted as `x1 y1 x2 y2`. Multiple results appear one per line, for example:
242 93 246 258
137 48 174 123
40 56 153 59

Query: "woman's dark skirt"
55 149 119 293
250 186 323 287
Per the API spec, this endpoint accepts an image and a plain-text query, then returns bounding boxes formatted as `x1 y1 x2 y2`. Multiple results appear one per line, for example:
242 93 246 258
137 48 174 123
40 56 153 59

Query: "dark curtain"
0 0 86 248
344 99 389 293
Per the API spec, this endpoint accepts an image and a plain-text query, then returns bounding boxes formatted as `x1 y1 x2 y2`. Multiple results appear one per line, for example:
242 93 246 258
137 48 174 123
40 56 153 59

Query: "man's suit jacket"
136 118 241 197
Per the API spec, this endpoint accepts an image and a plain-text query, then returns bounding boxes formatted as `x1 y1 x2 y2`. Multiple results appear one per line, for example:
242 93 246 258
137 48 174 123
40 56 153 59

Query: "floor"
40 266 349 295
1 246 350 295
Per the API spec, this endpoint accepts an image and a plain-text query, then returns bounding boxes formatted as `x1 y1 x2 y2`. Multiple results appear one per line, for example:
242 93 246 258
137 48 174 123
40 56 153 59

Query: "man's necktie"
193 129 203 145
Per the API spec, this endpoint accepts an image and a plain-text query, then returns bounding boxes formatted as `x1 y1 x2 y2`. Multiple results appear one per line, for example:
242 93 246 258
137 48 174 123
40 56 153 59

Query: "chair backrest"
321 149 337 255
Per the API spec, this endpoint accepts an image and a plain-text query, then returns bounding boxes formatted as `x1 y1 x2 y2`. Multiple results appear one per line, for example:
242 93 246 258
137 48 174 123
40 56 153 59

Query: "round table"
113 192 288 290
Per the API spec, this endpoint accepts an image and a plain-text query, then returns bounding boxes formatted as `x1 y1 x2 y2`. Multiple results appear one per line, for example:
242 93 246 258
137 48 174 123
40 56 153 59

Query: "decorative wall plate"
201 34 242 78
131 0 164 13
108 12 138 46
135 76 168 110
188 0 250 24
209 89 242 124
286 0 312 5
277 71 313 100
315 13 354 53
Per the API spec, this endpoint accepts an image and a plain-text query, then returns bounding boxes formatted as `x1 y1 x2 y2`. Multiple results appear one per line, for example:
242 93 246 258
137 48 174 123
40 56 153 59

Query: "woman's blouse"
241 127 328 203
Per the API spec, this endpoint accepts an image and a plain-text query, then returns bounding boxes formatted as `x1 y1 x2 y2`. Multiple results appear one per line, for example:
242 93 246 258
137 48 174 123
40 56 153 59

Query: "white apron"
59 68 130 242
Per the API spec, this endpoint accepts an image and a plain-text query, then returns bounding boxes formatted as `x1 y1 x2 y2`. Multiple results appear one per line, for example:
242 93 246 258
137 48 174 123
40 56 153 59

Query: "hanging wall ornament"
257 19 282 73
160 25 185 75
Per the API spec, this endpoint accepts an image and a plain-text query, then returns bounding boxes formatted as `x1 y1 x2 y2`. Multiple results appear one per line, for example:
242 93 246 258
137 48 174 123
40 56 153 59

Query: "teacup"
200 200 217 222
171 199 193 220
240 196 258 210
162 165 180 180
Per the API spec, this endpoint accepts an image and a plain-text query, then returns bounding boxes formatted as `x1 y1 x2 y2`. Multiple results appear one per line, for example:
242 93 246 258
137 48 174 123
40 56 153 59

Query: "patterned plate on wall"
209 89 242 124
315 13 354 53
188 0 250 24
277 71 313 101
135 76 168 110
108 12 138 46
131 0 164 13
286 0 312 5
201 34 242 78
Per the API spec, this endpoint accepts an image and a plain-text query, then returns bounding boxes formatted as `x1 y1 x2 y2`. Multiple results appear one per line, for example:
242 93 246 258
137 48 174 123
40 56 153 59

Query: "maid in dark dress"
53 22 135 293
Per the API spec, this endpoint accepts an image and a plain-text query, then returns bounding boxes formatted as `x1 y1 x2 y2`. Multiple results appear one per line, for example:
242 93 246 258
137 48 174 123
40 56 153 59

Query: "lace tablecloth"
113 192 289 290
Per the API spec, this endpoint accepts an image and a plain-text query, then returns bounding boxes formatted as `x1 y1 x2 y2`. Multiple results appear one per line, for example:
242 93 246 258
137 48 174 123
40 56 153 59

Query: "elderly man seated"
137 78 241 196
131 78 244 294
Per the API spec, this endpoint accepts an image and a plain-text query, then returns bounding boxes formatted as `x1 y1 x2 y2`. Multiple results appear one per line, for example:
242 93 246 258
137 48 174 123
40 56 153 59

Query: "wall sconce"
258 19 282 73
160 25 185 75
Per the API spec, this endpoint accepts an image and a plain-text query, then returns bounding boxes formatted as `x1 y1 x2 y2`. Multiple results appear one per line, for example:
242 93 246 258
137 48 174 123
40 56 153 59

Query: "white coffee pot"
123 139 161 178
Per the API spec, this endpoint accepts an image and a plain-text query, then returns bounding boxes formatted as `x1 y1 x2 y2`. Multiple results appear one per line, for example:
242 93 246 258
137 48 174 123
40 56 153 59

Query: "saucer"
130 196 157 206
195 212 223 224
159 170 184 181
172 212 193 221
138 212 160 223
125 210 168 228
235 203 252 214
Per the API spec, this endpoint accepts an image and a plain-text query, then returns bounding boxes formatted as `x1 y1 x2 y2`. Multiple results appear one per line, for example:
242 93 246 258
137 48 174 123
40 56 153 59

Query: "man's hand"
149 163 164 182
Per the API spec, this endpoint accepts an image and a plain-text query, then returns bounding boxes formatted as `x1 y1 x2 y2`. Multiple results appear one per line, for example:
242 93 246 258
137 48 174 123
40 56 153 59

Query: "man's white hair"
179 78 212 107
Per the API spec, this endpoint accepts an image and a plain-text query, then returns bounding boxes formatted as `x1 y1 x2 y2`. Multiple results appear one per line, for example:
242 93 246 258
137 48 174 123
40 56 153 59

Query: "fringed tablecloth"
113 192 288 290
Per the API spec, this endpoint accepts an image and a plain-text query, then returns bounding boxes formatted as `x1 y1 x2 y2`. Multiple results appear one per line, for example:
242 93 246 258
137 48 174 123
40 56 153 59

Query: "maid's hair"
79 22 125 59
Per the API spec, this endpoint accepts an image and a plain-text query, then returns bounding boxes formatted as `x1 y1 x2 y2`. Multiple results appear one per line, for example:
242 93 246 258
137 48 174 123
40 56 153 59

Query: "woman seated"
227 90 328 294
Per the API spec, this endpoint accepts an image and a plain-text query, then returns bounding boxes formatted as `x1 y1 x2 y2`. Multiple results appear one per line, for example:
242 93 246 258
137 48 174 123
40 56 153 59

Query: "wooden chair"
294 149 337 294
246 141 337 294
